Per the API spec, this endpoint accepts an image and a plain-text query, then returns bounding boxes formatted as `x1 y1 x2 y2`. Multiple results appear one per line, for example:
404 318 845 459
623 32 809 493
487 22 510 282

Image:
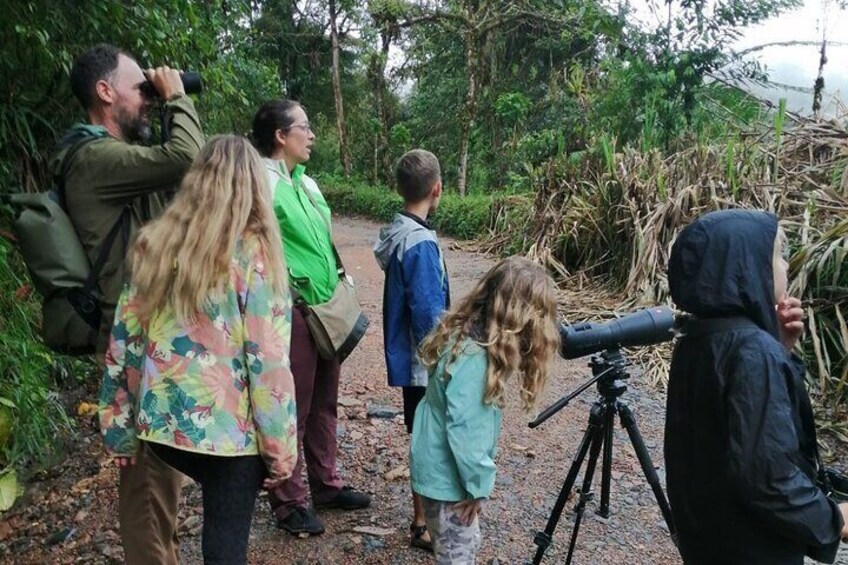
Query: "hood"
264 159 307 182
668 209 779 339
373 213 431 271
48 123 110 177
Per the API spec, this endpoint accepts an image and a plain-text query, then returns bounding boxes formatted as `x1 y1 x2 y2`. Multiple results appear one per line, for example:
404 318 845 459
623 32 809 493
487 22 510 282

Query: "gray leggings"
147 442 266 565
422 497 482 564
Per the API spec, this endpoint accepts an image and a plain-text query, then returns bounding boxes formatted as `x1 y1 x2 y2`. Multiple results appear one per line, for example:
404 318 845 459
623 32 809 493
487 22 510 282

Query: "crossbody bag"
294 183 369 363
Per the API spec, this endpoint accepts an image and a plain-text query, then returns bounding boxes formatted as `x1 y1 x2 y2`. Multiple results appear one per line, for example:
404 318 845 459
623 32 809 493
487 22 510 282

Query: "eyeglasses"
287 123 313 134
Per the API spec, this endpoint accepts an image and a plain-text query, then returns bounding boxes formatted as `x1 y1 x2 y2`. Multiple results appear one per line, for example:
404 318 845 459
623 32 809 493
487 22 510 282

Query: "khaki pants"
99 313 182 564
118 442 184 565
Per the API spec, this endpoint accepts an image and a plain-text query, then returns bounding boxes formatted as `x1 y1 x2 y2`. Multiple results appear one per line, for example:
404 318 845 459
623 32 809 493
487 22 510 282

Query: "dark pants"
402 385 427 434
269 305 343 519
147 442 266 565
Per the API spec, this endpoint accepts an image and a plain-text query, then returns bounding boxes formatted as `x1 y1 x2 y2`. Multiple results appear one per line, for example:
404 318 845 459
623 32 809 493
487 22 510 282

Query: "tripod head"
529 347 634 429
591 348 632 399
531 306 676 429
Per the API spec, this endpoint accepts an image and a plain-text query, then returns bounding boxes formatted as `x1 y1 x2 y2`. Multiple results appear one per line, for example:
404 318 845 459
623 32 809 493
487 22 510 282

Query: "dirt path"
2 215 681 565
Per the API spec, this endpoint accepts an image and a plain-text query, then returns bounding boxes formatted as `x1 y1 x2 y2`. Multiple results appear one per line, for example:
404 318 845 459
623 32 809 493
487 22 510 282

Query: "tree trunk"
329 0 351 177
457 31 479 197
378 31 393 186
374 81 386 185
368 34 392 186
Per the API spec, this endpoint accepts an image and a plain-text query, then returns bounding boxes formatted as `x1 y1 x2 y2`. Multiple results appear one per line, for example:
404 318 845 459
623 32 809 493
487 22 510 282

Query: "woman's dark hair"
251 100 302 157
70 44 129 110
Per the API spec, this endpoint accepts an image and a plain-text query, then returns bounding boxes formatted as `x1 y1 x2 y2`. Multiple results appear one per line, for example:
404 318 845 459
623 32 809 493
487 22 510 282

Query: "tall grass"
483 115 848 419
773 98 787 179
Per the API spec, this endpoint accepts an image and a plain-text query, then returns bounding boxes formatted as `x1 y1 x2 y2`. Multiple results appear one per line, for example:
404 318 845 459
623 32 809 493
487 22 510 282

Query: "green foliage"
309 115 343 176
1 0 798 197
0 210 75 472
0 0 280 194
494 92 532 126
320 175 402 223
319 175 495 240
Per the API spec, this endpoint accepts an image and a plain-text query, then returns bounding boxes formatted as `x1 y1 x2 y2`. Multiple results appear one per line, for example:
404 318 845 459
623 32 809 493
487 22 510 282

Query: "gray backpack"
10 137 129 355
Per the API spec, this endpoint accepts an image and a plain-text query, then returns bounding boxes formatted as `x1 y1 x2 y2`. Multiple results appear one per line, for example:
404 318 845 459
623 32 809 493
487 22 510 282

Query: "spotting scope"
560 306 676 359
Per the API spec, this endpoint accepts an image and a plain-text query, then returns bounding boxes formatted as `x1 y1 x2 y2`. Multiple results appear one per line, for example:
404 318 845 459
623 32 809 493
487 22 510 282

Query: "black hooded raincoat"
665 209 843 564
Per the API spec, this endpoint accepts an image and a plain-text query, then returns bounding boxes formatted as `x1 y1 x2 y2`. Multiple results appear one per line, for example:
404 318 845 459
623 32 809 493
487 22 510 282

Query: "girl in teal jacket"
410 256 561 563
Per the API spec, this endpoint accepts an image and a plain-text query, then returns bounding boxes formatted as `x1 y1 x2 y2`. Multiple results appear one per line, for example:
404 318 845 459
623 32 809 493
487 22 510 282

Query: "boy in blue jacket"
374 149 450 552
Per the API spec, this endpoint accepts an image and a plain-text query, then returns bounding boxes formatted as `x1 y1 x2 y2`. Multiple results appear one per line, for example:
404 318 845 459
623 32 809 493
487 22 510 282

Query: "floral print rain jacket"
98 238 298 480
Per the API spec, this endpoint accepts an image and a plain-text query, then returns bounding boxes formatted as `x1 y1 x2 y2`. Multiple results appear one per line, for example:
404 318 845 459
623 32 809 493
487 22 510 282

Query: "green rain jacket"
264 158 339 306
50 94 204 353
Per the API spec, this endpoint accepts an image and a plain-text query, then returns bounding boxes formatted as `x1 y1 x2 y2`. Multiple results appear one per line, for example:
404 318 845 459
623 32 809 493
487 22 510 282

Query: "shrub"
319 174 498 241
0 208 75 472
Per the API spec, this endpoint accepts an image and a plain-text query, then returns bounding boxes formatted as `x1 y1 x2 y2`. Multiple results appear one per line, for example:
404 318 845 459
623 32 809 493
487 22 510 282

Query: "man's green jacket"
50 94 204 353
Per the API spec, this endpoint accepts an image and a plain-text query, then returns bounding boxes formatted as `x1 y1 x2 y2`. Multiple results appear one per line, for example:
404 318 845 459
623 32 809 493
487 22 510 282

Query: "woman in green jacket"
411 257 561 563
251 100 371 536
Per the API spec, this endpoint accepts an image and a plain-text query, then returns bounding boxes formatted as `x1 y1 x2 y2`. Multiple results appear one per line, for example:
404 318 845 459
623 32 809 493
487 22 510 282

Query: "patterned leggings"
422 497 482 564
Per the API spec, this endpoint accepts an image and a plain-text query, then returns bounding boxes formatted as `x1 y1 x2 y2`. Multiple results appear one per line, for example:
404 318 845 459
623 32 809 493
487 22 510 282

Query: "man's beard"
115 106 151 144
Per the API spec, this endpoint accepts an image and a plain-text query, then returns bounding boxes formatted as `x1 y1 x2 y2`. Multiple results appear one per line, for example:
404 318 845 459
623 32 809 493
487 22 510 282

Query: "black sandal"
410 522 433 552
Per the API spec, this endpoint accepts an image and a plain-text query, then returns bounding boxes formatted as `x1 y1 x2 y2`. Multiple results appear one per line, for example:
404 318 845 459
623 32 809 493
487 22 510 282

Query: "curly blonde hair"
129 135 286 323
419 256 560 412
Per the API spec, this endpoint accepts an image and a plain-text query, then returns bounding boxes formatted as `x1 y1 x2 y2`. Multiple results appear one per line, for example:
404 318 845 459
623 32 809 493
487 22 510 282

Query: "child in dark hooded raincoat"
665 209 848 564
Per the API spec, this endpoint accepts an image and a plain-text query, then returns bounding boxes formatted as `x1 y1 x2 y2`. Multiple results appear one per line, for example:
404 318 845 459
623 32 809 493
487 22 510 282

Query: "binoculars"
140 72 203 98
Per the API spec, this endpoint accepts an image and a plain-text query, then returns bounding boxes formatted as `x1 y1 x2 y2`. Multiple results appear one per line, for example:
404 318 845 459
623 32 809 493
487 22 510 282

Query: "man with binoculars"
54 44 204 564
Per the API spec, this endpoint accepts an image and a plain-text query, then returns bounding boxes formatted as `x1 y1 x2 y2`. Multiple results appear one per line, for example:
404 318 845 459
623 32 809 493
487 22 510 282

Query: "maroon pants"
270 305 344 518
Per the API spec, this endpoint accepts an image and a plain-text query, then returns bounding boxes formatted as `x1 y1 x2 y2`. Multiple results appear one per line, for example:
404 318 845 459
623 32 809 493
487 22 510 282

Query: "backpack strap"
56 136 100 210
82 207 131 295
54 135 131 296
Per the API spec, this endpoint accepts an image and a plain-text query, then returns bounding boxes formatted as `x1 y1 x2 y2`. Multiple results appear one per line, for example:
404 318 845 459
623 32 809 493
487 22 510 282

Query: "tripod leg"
598 401 616 518
618 403 677 543
565 409 607 565
531 404 605 565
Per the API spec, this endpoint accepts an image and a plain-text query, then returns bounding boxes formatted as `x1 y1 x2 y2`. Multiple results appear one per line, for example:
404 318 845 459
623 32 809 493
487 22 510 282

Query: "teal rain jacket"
410 339 501 502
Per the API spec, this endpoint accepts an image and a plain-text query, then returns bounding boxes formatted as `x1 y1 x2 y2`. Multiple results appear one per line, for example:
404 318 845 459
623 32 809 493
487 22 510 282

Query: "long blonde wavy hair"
419 256 560 412
129 135 286 323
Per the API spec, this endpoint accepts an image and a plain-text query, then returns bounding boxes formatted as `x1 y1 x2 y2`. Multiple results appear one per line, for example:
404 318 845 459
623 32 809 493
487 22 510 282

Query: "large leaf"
0 469 19 512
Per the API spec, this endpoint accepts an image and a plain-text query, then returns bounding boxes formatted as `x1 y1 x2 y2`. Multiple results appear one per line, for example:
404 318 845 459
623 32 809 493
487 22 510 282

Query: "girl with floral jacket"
99 135 297 564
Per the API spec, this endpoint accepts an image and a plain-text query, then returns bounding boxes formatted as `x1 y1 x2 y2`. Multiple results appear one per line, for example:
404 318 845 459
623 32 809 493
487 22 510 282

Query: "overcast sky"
630 0 847 115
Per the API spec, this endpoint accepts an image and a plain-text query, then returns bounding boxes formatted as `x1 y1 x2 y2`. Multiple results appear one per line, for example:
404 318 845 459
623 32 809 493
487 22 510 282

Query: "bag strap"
290 286 305 306
57 136 100 210
83 207 131 293
296 176 346 279
679 316 757 338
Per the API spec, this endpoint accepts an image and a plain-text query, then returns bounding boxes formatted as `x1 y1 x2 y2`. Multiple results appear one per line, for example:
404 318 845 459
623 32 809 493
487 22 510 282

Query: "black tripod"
528 348 677 564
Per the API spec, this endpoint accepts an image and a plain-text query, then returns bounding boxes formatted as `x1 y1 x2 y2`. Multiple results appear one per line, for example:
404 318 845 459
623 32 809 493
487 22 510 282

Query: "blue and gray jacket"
374 212 450 387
